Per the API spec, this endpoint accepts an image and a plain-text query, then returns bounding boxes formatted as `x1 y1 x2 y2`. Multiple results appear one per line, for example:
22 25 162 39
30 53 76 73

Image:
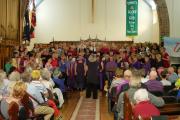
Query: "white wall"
32 0 158 45
166 0 180 38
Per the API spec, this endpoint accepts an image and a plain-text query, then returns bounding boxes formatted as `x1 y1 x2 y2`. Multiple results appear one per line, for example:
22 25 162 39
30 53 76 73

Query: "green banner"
126 0 138 36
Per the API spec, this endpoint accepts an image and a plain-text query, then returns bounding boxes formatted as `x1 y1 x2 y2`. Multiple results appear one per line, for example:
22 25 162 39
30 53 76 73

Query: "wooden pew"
159 103 180 115
124 92 135 120
124 93 180 120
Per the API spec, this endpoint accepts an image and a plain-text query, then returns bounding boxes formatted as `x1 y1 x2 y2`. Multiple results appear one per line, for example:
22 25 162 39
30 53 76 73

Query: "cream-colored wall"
31 0 159 47
166 0 180 38
152 10 159 43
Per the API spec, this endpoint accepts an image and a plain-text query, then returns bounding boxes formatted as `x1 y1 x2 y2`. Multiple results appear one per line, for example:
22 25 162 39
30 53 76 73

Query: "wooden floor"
61 91 80 120
100 92 114 120
61 91 113 120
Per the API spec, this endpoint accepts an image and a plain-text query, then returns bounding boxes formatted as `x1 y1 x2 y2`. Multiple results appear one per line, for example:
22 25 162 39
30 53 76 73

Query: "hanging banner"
126 0 138 36
164 37 180 57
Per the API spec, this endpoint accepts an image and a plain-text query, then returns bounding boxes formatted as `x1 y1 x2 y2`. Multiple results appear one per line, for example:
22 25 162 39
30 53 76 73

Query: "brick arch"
154 0 170 38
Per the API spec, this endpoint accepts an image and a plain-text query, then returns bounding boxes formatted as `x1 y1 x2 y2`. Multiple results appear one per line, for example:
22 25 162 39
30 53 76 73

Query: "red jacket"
162 52 170 68
133 101 160 119
51 58 58 68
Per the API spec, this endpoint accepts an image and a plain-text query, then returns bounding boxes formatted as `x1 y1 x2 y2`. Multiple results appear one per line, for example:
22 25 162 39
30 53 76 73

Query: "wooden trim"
18 0 21 44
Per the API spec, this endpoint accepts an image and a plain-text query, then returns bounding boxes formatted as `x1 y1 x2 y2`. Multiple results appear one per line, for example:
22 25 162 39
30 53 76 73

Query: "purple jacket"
145 80 163 93
105 61 117 72
132 61 142 69
143 62 151 75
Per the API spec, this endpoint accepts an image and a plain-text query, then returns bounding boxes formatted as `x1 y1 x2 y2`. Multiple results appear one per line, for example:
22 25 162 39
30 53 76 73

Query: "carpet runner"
70 96 100 120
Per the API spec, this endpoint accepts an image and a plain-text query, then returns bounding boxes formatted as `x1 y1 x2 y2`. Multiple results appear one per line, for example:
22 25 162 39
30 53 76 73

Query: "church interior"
0 0 180 120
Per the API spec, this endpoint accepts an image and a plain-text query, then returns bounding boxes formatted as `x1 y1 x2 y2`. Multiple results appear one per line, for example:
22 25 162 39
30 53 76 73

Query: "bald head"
168 67 174 74
149 71 158 80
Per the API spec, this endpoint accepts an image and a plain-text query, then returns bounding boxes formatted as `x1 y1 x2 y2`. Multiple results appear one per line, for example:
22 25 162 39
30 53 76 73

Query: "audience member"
123 69 132 81
177 67 180 78
160 70 171 86
145 71 163 93
168 67 179 83
0 70 10 97
133 89 160 119
109 68 126 93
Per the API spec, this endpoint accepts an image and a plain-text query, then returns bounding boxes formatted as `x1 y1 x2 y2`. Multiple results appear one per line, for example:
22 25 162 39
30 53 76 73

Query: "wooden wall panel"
0 0 21 69
0 0 19 40
0 0 7 38
6 0 19 40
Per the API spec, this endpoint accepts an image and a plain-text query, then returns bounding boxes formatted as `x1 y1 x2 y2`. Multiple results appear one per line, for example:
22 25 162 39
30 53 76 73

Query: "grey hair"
21 72 31 83
9 71 20 81
40 68 51 81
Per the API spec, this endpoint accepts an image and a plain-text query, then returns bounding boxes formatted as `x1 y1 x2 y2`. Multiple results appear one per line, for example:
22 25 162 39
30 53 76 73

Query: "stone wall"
154 0 170 38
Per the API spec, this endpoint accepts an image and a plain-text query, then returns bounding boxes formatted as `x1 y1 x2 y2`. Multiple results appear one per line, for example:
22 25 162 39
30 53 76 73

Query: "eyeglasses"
124 75 131 78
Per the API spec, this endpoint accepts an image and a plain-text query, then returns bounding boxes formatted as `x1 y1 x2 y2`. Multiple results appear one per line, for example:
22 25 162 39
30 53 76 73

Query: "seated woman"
133 89 160 119
109 69 122 89
0 70 10 97
109 68 129 94
116 69 164 120
0 81 33 120
40 68 64 108
7 70 21 96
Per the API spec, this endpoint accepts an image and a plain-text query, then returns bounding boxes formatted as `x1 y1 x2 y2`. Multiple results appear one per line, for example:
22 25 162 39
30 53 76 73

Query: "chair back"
162 96 177 104
150 91 163 97
168 89 178 96
163 86 174 95
152 115 168 120
116 82 129 96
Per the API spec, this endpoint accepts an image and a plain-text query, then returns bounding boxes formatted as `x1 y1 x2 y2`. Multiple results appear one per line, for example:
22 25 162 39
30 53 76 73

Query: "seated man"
160 70 171 86
145 71 163 93
133 89 160 119
167 67 179 84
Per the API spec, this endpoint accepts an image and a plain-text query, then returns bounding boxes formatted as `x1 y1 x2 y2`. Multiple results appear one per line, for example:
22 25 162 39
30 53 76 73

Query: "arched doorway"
145 0 170 41
154 0 170 39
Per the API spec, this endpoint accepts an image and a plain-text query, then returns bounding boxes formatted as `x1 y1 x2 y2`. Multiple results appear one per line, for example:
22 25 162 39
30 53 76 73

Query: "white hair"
134 89 149 104
40 68 51 81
